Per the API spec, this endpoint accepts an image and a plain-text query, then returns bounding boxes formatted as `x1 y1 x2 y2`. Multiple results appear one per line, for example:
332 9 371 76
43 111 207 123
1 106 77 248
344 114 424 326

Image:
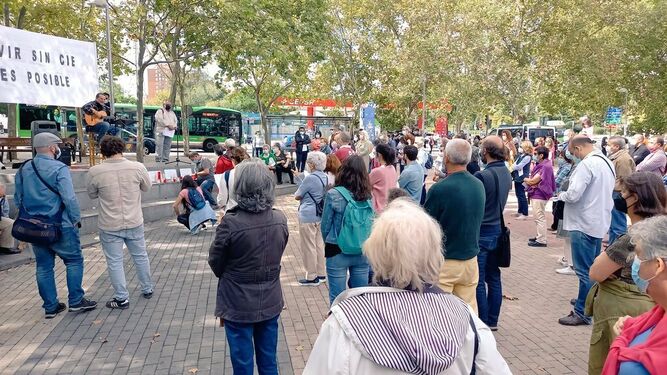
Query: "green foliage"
219 87 258 112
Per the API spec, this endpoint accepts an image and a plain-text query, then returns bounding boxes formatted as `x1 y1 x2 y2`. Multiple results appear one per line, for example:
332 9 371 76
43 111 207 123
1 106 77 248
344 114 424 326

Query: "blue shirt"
15 154 81 227
399 162 425 203
618 327 653 375
295 171 327 224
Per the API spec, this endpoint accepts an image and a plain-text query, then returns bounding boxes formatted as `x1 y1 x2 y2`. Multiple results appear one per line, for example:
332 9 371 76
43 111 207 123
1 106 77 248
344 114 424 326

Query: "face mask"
165 105 172 111
532 155 538 163
567 149 580 164
613 195 628 213
632 257 659 294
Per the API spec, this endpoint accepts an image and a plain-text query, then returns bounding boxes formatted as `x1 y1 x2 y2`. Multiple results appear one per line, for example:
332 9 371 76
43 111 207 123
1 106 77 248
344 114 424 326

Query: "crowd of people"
9 116 667 374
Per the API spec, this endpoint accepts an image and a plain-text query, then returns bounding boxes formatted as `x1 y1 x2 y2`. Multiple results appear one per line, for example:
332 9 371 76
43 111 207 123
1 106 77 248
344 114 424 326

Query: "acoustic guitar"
84 109 107 126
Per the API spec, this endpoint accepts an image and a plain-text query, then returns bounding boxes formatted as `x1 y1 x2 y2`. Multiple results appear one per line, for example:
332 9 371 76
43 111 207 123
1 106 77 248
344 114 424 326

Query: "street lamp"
617 87 628 136
90 0 115 115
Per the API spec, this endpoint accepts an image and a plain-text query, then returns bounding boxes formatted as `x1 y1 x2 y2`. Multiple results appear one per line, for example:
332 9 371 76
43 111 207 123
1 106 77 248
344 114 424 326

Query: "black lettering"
27 71 33 83
54 75 59 86
14 47 21 60
34 72 40 83
0 68 7 81
44 52 50 64
32 50 37 62
59 54 64 65
10 69 15 81
65 76 70 87
71 56 75 67
42 73 48 84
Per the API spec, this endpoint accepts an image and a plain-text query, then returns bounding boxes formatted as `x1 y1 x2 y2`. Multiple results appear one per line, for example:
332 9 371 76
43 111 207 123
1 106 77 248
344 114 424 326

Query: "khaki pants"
531 199 548 244
299 222 325 280
438 257 479 313
0 217 15 249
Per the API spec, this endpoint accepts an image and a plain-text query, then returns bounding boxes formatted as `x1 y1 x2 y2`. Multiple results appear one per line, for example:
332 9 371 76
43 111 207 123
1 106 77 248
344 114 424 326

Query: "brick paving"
0 192 593 374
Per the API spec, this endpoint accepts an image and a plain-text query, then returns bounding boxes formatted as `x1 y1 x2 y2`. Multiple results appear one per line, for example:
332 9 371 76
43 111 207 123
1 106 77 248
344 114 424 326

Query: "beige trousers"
438 257 479 313
299 222 325 280
531 199 548 244
0 217 15 249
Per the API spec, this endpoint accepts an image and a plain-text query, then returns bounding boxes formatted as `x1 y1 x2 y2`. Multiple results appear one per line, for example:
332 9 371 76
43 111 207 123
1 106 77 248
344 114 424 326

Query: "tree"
214 0 328 144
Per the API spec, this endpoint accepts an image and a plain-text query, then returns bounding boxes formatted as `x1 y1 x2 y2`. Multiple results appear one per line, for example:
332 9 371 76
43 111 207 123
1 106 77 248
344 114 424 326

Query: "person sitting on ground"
272 143 294 185
208 160 289 375
173 175 217 235
523 146 556 247
324 154 341 188
304 199 512 375
217 147 250 214
398 145 425 203
0 183 18 254
587 172 665 374
188 152 219 209
213 144 234 175
369 143 398 213
294 151 328 286
602 216 667 375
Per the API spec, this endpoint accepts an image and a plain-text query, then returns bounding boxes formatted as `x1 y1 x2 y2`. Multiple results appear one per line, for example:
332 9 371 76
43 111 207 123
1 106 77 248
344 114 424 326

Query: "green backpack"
334 187 375 255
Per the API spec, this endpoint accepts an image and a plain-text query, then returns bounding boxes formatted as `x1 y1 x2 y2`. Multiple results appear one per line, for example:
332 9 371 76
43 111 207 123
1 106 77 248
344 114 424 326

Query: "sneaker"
0 247 21 254
550 229 559 234
488 326 499 332
69 298 97 312
105 298 129 310
557 257 569 266
317 276 327 283
45 302 66 319
143 292 153 299
298 277 322 286
556 266 576 275
515 215 528 221
191 225 201 235
558 311 590 326
528 240 547 247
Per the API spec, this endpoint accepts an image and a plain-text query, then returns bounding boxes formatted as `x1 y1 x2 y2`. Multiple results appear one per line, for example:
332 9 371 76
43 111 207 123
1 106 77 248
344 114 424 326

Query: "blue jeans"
326 253 369 305
91 121 110 142
608 191 628 245
224 315 280 375
570 230 602 324
99 225 153 300
32 226 85 311
514 181 528 216
476 225 502 327
199 179 217 206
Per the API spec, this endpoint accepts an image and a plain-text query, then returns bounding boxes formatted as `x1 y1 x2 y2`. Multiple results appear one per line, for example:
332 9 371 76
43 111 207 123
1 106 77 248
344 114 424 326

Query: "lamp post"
91 0 115 115
617 87 628 136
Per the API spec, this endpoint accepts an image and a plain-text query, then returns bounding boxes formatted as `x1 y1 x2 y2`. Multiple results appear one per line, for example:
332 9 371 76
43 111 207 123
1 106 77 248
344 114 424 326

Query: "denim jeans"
224 315 280 375
99 225 153 301
608 191 628 245
570 230 602 324
476 224 502 327
199 179 217 206
514 181 528 216
326 253 369 305
32 226 85 311
91 121 110 142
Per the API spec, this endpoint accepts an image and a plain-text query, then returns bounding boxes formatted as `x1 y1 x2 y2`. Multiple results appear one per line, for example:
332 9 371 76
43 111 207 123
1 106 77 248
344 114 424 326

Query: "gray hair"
233 159 275 213
213 143 226 156
445 139 472 165
337 132 351 145
306 151 327 171
224 138 236 148
629 216 667 261
609 136 626 149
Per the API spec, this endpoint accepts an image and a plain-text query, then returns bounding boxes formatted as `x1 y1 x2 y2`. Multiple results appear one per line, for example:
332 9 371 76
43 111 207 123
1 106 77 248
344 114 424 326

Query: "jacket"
630 143 650 165
608 149 636 191
636 149 667 176
321 187 351 244
303 287 512 375
15 154 80 228
295 131 311 151
86 158 151 231
208 207 289 323
154 108 178 134
474 161 512 227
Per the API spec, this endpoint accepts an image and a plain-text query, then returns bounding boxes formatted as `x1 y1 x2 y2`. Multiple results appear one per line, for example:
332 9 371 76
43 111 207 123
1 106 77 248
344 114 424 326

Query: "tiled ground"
0 193 592 374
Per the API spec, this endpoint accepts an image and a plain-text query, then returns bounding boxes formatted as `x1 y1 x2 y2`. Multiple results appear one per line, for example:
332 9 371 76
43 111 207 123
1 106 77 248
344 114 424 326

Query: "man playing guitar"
82 93 111 143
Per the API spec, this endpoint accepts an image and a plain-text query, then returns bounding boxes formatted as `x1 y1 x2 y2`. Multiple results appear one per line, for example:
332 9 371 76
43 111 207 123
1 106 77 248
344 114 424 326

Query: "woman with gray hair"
304 199 511 374
602 215 667 374
294 151 329 286
208 160 289 374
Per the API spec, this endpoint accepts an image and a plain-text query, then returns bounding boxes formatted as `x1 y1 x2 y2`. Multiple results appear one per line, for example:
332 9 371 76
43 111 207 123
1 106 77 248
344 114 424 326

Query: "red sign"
276 97 353 108
435 117 448 136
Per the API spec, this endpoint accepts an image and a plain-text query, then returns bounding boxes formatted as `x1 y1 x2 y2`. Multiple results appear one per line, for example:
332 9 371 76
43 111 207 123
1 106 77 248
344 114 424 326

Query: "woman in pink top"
369 143 398 212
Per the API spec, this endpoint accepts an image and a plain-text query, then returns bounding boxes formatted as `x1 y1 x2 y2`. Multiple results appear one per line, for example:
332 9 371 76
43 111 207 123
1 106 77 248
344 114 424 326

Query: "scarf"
602 305 667 375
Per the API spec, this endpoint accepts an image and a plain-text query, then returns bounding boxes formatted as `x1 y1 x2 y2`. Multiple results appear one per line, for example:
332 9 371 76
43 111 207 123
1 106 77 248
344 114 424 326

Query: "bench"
0 137 79 164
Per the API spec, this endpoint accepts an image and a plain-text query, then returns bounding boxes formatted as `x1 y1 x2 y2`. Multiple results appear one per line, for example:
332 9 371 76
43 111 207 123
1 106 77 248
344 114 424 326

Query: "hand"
614 315 631 336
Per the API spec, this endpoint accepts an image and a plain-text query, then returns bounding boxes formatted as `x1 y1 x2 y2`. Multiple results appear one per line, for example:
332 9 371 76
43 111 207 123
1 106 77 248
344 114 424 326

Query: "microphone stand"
165 127 190 170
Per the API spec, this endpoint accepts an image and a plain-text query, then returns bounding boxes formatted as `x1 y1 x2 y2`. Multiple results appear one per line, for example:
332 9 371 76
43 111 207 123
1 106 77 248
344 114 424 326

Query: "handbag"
305 174 327 217
12 160 65 246
490 168 511 268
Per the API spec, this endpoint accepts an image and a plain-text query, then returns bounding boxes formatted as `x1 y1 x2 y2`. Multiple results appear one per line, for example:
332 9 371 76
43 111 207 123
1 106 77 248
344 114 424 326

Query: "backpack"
424 153 433 169
334 187 375 255
187 188 206 210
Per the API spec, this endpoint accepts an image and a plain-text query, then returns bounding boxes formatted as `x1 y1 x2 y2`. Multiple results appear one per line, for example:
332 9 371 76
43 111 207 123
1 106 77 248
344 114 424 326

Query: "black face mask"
165 105 172 111
614 195 628 214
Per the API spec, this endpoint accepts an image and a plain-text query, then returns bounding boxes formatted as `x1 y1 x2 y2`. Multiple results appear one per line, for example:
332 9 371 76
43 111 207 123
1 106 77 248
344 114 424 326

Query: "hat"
33 132 62 148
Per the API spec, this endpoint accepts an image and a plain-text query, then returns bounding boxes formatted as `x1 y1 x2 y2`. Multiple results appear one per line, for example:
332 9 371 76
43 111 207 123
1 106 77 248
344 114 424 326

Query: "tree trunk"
168 27 181 104
136 65 145 163
179 84 189 154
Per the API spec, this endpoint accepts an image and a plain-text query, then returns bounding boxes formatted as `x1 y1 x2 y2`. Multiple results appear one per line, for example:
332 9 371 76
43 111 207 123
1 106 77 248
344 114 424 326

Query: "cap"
33 132 62 148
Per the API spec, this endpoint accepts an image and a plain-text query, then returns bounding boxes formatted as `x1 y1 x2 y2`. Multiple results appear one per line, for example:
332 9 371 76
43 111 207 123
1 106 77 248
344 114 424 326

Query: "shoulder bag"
12 160 65 245
490 168 511 268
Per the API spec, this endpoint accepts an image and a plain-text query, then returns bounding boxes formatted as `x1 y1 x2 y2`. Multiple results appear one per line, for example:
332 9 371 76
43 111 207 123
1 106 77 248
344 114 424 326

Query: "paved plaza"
0 193 592 375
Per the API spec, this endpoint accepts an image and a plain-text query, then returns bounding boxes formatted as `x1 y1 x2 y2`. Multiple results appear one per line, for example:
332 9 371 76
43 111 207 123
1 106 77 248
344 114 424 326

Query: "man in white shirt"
154 102 178 163
557 135 615 326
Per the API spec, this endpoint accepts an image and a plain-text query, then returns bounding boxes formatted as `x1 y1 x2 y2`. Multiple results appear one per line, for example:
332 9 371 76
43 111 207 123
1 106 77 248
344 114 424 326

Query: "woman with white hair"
294 151 328 286
602 215 667 374
304 199 511 374
209 160 289 375
355 130 373 172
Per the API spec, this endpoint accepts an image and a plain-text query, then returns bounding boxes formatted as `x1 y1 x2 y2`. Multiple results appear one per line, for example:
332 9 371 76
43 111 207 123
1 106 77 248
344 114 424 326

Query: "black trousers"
275 165 293 184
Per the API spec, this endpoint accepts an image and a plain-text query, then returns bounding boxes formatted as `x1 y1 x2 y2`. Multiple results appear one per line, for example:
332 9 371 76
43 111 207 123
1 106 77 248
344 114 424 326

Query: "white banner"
0 25 98 107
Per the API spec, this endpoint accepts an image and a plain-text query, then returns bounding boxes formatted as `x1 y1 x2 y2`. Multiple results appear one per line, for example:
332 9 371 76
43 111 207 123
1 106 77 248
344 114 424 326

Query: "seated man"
82 93 111 143
188 152 219 209
0 183 19 254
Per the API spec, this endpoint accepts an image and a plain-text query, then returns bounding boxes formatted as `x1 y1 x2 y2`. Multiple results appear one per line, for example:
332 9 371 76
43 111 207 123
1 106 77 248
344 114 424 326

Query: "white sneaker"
557 257 569 266
556 266 576 275
515 215 528 220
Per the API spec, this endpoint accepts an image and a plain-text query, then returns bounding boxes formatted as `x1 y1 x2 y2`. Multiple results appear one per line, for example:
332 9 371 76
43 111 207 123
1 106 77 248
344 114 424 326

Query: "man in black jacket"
630 133 650 165
294 126 311 172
